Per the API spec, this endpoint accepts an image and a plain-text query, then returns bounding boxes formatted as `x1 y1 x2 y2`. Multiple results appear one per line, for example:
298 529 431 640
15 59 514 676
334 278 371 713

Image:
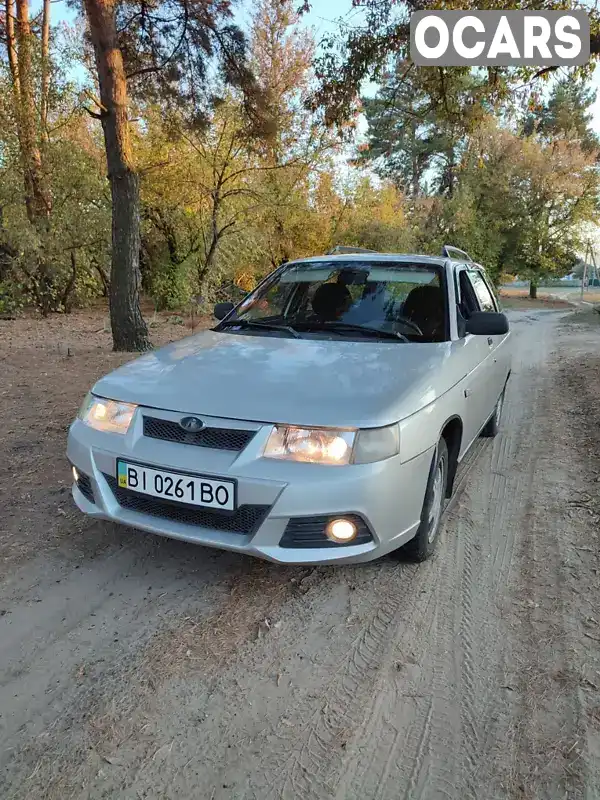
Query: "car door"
453 266 497 451
465 267 509 410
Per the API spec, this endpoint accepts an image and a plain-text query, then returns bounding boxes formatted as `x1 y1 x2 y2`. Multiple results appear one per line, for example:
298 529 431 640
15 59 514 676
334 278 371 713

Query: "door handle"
487 337 493 347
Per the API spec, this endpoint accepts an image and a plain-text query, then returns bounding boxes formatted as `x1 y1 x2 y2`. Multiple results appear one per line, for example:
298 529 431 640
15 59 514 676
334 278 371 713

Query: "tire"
481 389 505 438
402 438 448 562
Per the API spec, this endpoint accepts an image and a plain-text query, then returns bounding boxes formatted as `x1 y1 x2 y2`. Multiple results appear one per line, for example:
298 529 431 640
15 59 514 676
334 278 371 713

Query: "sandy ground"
1 306 600 799
500 286 600 305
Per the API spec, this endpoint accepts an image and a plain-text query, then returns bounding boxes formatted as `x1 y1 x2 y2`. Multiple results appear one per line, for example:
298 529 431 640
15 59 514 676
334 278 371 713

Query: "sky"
49 0 600 123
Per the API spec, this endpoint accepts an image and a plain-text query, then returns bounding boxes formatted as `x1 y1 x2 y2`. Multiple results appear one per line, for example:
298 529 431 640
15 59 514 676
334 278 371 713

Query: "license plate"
116 461 236 511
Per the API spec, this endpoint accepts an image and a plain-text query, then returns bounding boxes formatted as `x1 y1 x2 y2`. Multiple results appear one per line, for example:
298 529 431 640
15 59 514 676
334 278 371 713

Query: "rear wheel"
481 389 505 438
403 438 448 562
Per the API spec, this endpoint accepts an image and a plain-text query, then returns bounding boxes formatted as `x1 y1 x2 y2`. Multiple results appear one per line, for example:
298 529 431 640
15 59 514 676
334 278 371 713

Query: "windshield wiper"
292 321 408 342
216 319 301 339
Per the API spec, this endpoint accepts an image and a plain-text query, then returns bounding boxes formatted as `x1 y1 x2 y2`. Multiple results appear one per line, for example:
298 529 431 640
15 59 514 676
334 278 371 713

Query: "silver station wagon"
67 246 511 564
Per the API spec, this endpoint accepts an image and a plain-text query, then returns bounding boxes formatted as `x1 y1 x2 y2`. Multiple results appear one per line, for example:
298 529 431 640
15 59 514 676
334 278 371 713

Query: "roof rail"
442 245 472 262
328 245 379 255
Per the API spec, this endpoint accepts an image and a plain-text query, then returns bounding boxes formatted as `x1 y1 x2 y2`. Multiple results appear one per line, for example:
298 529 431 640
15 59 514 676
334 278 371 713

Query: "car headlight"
78 393 137 434
264 426 355 465
353 424 400 464
263 423 400 465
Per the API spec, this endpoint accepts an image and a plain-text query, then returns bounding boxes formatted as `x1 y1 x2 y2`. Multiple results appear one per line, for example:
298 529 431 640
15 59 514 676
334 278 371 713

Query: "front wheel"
403 438 448 562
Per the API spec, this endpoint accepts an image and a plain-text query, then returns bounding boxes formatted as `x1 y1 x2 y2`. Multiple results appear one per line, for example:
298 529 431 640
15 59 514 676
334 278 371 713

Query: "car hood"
93 331 453 428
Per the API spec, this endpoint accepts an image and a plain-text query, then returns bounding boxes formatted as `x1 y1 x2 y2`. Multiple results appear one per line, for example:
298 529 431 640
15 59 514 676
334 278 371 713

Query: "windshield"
218 260 447 343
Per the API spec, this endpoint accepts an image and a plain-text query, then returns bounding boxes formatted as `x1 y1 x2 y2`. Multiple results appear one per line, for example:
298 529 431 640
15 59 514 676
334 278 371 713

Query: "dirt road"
1 308 600 799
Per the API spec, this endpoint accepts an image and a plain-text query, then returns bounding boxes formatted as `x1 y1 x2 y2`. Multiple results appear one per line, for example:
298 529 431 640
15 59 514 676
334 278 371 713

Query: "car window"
466 269 497 312
458 270 479 318
225 261 448 342
481 270 501 309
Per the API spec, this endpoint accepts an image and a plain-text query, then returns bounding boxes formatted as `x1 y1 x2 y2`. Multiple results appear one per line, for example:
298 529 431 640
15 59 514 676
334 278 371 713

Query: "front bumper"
67 410 432 565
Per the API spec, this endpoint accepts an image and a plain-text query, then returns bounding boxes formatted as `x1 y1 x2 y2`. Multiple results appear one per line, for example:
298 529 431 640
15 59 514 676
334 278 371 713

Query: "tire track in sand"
324 312 559 800
254 563 424 799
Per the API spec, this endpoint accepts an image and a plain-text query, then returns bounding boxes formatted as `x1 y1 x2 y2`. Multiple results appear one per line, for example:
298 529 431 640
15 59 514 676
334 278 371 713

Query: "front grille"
280 514 373 549
143 416 255 452
76 471 95 504
103 474 268 535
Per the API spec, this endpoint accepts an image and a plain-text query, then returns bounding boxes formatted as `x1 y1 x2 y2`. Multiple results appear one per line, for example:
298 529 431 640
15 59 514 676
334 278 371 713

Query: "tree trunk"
198 236 219 299
11 0 51 223
9 0 55 313
92 258 110 296
5 0 21 98
198 198 222 299
110 170 148 347
40 0 50 144
83 0 149 351
6 0 25 211
149 208 181 309
529 281 537 299
139 241 151 295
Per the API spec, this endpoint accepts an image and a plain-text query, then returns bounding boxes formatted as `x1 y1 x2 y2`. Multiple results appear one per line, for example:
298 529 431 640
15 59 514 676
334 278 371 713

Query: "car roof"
284 254 490 273
286 253 449 267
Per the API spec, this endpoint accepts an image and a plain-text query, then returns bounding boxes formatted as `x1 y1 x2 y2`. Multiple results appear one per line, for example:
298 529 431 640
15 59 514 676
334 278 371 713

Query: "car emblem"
179 416 204 433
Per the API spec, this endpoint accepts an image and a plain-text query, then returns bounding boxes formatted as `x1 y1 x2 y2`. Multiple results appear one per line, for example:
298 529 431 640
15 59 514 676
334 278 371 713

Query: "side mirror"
213 301 235 320
465 311 509 336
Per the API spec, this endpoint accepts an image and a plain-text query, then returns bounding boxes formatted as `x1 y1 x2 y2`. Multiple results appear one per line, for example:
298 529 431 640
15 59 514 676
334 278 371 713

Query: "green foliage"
146 257 195 311
357 63 600 287
313 0 600 126
523 78 599 152
360 65 493 197
0 279 25 314
1 0 598 318
0 25 111 315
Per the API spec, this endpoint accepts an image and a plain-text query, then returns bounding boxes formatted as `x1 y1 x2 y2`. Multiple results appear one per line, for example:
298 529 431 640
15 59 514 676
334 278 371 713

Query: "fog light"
72 466 79 483
325 518 358 543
